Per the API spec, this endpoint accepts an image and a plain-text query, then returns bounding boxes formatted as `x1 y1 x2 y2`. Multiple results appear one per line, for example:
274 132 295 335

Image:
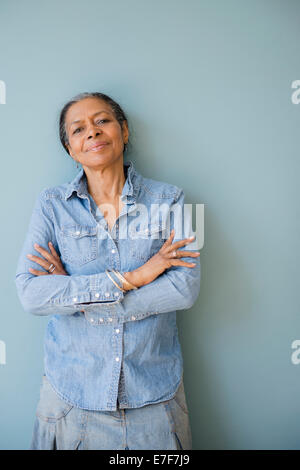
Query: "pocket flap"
61 224 98 238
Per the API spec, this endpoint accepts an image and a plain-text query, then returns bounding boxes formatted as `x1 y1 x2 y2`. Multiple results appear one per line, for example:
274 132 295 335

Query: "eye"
96 119 109 124
73 127 82 134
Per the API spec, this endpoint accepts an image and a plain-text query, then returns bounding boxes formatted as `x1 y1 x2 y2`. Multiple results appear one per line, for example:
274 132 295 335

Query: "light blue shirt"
15 160 201 411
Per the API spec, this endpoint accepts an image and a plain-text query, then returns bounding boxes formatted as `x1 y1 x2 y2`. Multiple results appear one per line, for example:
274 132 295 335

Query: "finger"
33 243 54 263
48 242 60 261
161 229 175 248
170 259 197 267
167 250 200 258
29 267 49 275
27 254 53 271
165 236 195 252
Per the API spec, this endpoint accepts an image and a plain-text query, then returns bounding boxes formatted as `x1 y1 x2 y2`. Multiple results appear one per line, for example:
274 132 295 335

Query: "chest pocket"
60 224 98 266
129 223 167 263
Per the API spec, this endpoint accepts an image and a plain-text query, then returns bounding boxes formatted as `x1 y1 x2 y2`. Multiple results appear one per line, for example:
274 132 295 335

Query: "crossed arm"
15 190 201 323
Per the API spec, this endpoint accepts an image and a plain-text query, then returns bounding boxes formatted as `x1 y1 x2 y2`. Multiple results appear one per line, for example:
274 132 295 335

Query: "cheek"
69 136 83 153
109 124 124 141
112 129 126 149
104 134 121 153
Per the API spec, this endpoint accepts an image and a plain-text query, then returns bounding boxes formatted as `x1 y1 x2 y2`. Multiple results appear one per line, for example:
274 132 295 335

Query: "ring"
48 263 56 273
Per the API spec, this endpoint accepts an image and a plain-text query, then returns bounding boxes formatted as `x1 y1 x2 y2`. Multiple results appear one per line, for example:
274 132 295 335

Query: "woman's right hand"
123 229 200 288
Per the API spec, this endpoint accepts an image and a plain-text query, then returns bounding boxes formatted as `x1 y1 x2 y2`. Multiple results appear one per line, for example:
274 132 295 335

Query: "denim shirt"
15 160 201 411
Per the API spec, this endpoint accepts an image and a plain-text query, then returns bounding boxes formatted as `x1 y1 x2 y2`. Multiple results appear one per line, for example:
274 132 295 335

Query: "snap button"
115 329 120 333
73 297 78 302
111 249 116 253
131 316 136 321
105 292 110 297
115 357 120 362
108 318 113 322
75 231 80 235
99 318 104 322
95 293 100 298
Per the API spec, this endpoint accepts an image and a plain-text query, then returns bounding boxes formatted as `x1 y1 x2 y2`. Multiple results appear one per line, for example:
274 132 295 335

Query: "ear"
66 144 74 158
122 120 129 143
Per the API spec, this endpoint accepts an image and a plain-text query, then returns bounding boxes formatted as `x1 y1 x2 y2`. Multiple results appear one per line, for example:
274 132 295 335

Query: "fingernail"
34 243 39 248
189 236 195 239
27 254 32 258
49 242 53 245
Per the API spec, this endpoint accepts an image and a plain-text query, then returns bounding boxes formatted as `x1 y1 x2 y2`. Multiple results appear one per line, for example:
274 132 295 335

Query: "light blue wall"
1 0 299 449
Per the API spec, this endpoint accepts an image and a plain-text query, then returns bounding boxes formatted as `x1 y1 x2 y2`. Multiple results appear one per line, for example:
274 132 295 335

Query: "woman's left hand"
26 242 68 276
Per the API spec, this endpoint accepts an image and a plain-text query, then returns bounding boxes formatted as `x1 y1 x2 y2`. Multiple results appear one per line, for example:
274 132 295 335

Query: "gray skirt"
30 374 192 450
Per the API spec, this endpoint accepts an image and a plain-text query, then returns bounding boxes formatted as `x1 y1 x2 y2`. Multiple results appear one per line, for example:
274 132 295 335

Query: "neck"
84 158 126 204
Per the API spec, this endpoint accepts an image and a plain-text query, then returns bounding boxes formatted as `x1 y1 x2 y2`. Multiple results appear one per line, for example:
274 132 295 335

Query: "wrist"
123 269 146 289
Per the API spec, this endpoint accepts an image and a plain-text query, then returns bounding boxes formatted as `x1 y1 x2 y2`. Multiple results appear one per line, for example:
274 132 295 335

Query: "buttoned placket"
107 201 138 408
85 189 137 409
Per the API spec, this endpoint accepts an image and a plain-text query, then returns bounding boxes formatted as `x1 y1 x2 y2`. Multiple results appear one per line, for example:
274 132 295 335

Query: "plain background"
1 0 300 449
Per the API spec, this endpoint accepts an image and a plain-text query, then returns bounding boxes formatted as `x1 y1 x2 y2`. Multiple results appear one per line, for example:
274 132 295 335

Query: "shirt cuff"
59 272 125 307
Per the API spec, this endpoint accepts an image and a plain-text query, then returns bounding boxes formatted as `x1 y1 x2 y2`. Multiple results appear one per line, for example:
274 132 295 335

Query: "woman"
15 92 201 450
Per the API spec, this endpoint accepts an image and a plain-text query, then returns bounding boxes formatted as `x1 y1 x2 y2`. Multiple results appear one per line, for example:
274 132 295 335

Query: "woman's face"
65 97 128 168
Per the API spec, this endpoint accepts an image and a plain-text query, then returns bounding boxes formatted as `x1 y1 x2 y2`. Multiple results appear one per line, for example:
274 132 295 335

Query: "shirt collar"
64 159 137 201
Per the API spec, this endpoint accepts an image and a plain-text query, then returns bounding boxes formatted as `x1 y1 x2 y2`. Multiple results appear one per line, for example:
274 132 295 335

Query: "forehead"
65 97 113 125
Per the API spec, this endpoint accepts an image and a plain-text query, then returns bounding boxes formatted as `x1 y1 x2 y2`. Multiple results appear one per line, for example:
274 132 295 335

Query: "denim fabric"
30 374 192 450
15 160 201 411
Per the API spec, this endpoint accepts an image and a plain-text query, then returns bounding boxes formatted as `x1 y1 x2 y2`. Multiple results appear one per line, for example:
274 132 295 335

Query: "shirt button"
105 292 110 297
108 317 113 322
114 292 119 297
90 318 94 323
111 249 116 253
99 318 104 322
95 293 100 298
131 316 136 321
115 357 120 362
115 329 120 333
73 297 78 302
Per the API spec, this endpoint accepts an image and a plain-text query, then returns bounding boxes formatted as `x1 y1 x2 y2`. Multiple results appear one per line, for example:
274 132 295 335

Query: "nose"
86 122 101 139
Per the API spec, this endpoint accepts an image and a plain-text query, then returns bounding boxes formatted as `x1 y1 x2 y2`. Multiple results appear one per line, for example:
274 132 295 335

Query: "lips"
87 142 108 152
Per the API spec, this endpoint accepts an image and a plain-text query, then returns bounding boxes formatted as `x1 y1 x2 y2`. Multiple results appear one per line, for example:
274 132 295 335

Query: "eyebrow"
69 111 111 127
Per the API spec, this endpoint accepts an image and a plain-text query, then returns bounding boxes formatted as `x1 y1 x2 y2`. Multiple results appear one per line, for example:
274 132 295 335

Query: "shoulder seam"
173 188 184 203
139 180 182 199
